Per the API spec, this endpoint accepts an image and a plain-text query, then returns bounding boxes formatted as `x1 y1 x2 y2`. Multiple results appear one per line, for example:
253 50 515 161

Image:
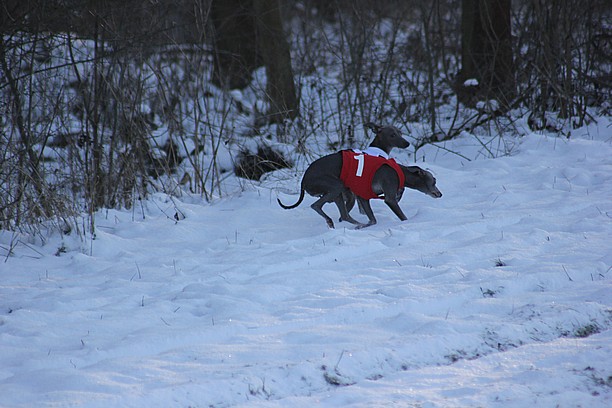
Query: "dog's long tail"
277 187 305 209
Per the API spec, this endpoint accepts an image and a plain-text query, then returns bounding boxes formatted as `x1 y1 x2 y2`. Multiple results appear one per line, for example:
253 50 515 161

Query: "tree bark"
210 0 261 89
253 0 299 123
458 0 515 108
210 0 299 122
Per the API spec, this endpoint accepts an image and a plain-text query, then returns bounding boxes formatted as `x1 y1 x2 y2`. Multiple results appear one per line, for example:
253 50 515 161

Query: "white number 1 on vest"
354 154 365 177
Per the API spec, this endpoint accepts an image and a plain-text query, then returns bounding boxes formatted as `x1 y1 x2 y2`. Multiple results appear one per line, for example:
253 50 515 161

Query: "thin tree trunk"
458 0 514 108
254 0 299 123
210 0 261 89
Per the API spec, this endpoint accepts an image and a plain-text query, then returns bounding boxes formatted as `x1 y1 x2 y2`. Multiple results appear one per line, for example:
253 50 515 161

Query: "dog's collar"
353 146 389 159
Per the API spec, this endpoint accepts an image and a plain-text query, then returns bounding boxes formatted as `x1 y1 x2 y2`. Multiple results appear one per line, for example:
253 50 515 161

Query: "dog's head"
401 166 442 198
365 122 410 152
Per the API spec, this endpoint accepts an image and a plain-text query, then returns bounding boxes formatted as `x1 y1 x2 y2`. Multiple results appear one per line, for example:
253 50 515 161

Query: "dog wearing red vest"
343 161 442 228
278 123 407 228
278 123 441 228
278 123 443 228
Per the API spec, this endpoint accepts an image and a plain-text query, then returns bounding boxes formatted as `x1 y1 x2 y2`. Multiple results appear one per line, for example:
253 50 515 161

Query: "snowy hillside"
1 119 611 407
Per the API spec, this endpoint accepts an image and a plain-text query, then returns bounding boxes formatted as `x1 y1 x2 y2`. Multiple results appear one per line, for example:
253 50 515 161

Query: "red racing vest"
340 150 405 200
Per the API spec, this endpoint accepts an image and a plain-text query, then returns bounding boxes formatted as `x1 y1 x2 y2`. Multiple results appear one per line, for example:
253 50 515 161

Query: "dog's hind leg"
311 190 364 229
310 193 338 228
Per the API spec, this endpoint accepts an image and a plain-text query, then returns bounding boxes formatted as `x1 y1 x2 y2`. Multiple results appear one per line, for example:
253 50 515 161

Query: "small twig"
562 265 574 281
334 350 346 371
139 196 146 220
20 241 45 259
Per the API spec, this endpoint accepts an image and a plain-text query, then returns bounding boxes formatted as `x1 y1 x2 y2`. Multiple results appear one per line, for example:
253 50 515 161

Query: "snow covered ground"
1 118 611 407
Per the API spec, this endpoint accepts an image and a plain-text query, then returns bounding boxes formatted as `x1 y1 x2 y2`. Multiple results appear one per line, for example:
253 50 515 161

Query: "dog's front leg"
384 197 408 221
356 197 367 215
342 190 356 214
334 195 366 227
355 197 377 229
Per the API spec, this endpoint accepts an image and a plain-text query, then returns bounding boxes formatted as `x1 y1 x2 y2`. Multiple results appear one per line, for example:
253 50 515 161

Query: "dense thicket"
1 0 610 234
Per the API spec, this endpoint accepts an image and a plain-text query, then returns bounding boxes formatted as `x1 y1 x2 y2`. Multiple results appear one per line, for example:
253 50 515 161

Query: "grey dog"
345 164 442 228
278 123 413 228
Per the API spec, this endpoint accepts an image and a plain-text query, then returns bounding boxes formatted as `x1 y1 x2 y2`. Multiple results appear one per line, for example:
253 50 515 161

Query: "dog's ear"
404 166 423 175
364 122 382 134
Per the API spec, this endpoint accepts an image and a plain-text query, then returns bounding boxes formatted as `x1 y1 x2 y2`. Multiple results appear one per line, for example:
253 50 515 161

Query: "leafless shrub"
514 0 611 130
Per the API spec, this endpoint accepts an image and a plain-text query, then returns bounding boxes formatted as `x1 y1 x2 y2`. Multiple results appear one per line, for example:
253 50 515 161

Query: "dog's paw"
355 221 376 230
